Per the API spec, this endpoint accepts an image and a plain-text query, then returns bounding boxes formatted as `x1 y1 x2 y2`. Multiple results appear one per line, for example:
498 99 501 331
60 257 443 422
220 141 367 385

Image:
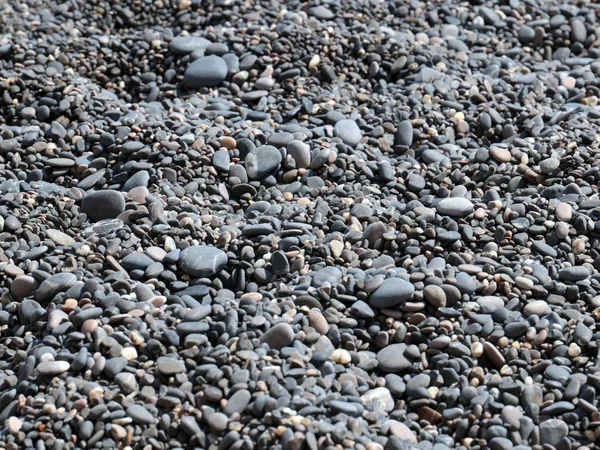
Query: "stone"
260 323 295 350
46 229 75 246
245 145 282 180
179 245 228 277
11 275 36 298
287 140 311 168
369 278 415 308
334 119 362 146
37 360 70 375
555 203 572 221
559 266 591 282
157 357 186 375
170 36 211 54
224 390 251 415
377 344 411 373
7 417 22 434
127 405 156 425
183 55 228 88
361 387 394 412
423 285 446 307
395 120 413 147
36 273 77 303
81 190 126 222
436 198 473 217
539 419 568 446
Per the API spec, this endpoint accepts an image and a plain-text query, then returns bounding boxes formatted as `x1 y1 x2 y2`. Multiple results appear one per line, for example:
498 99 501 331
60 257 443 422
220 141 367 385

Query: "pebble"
81 190 126 222
436 198 473 217
183 55 229 88
369 278 415 308
127 405 156 425
260 323 295 350
0 1 598 449
334 119 362 146
179 245 228 277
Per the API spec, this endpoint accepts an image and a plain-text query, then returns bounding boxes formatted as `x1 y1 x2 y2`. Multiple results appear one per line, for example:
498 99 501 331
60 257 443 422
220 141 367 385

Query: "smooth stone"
81 190 126 222
361 387 394 412
170 36 211 54
490 147 511 163
334 119 362 146
423 285 446 307
540 158 560 174
121 252 155 271
224 390 252 415
377 344 411 373
46 229 75 246
213 151 230 172
206 412 228 432
183 55 228 88
531 240 557 258
19 299 45 325
558 266 590 282
555 203 572 221
127 405 156 425
179 245 228 277
287 140 311 169
539 419 568 446
157 357 186 375
37 361 70 375
369 278 415 308
36 273 77 303
311 266 342 287
436 198 473 217
122 170 150 191
11 275 37 298
523 300 548 317
395 120 413 147
245 145 282 180
260 323 294 350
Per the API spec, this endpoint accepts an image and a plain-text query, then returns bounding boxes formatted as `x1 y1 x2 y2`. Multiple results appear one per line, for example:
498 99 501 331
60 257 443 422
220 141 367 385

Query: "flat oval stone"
37 360 70 375
369 278 415 308
376 344 411 373
558 266 591 282
436 198 473 217
183 55 228 88
81 190 126 222
179 245 228 277
126 405 156 425
260 323 294 350
170 36 211 54
555 203 572 221
334 119 362 146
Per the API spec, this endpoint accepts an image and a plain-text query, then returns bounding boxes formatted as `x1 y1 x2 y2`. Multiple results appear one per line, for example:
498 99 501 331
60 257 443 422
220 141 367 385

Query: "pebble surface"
1 0 600 449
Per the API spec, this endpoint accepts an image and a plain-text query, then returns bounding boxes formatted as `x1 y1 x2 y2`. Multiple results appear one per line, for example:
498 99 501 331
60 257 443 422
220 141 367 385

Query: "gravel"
1 0 599 448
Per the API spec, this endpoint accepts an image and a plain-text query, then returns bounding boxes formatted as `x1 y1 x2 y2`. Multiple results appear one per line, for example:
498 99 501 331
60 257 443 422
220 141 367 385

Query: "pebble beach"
1 0 600 450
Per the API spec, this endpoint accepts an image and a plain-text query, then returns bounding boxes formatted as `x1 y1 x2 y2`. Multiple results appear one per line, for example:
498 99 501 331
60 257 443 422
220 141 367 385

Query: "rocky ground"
1 0 600 449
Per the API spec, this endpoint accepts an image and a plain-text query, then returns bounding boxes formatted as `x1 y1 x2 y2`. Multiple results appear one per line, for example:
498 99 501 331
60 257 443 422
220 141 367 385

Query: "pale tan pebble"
471 342 484 357
562 76 576 89
221 136 236 149
331 349 351 365
307 309 328 335
515 276 534 290
7 417 22 434
555 202 572 221
329 240 344 258
568 343 581 357
490 147 511 162
88 386 104 400
121 347 138 360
